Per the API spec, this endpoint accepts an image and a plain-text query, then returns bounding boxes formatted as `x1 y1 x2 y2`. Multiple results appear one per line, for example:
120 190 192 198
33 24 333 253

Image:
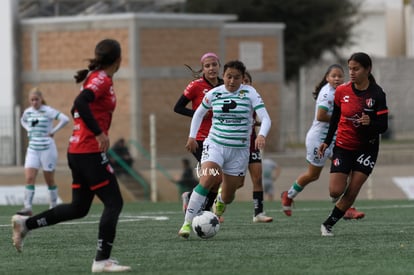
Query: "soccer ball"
192 211 220 239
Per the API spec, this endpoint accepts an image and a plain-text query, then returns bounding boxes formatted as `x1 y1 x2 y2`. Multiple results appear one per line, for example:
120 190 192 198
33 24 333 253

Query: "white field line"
1 203 413 227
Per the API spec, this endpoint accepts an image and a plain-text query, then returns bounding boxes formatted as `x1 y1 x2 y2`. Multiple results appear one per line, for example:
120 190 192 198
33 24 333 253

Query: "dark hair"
244 70 252 84
184 64 202 79
348 52 376 84
223 60 246 76
74 39 121 83
313 64 344 100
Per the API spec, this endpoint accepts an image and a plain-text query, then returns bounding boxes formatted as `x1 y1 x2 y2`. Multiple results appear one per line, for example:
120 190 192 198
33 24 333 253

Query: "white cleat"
253 212 273 223
11 214 29 252
92 259 131 273
320 224 334 237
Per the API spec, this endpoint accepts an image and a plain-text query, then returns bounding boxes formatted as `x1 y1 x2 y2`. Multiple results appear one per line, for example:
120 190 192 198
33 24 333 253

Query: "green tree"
184 0 360 81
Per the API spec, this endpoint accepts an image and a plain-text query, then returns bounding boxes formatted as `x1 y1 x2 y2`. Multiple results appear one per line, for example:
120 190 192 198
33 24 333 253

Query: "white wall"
0 0 14 109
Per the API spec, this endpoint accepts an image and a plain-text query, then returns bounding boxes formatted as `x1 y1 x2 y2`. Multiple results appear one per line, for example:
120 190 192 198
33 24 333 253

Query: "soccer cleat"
16 208 33 216
320 224 334 237
181 192 190 213
343 207 365 220
281 191 293 216
213 199 226 218
178 222 192 239
253 212 273 223
91 259 131 273
11 214 29 252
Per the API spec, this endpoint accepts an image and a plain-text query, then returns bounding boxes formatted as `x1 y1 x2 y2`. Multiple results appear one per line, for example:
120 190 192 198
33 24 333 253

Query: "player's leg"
249 160 273 223
41 142 59 209
18 148 43 216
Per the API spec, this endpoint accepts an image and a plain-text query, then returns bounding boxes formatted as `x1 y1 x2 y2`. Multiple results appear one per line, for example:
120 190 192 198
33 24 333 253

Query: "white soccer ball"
192 211 220 239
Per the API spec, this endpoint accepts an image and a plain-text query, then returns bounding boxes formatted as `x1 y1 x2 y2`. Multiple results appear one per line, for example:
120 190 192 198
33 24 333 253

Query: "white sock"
49 186 58 208
24 185 35 209
184 191 206 224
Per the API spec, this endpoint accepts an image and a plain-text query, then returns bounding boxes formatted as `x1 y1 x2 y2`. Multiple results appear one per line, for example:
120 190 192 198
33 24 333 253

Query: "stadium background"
1 0 414 203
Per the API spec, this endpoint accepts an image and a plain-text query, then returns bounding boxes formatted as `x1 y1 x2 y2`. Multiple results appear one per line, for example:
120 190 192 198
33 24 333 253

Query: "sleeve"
20 110 30 132
251 88 271 137
188 94 210 138
364 90 388 135
73 89 102 135
173 95 194 117
316 86 331 112
255 108 271 137
50 111 69 135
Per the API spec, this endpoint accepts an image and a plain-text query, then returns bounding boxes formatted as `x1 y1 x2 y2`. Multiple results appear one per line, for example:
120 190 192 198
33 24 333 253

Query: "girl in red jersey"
318 52 388 236
12 39 131 272
174 52 223 212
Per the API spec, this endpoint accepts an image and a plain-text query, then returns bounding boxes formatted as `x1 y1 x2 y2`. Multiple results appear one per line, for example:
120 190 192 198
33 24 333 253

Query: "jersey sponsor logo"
345 114 362 127
221 100 237 112
343 95 350 103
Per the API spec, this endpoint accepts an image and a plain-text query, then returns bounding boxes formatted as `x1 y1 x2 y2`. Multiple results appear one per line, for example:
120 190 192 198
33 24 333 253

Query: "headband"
200 52 219 63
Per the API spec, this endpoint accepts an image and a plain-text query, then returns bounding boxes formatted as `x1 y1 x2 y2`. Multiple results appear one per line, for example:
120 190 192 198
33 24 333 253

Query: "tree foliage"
184 0 360 81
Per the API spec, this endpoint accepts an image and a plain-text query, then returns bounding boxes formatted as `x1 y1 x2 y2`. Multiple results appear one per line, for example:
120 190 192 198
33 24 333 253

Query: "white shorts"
305 133 333 167
24 143 58 171
201 139 249 176
262 179 274 195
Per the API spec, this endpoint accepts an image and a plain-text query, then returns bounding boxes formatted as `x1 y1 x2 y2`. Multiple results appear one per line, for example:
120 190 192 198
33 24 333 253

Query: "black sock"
204 191 218 211
95 239 113 261
323 206 345 227
253 191 264 216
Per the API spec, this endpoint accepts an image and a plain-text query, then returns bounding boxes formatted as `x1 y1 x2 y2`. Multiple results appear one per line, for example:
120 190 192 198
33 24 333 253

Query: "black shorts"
330 146 378 176
67 152 117 190
192 140 204 162
249 148 262 164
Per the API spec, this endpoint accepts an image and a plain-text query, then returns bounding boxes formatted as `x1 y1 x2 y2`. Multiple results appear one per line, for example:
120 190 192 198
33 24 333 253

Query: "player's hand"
358 112 371 126
255 135 266 150
185 137 198 153
318 143 328 158
96 133 110 152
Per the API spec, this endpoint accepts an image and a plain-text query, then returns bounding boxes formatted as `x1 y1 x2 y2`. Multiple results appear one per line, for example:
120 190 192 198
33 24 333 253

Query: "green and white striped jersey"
198 84 267 148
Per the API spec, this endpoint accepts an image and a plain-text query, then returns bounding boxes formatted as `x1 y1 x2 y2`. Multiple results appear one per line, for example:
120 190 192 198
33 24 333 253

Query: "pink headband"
200 52 219 63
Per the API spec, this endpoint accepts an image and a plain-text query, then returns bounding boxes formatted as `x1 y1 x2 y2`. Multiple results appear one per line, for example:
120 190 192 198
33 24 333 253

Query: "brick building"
19 13 285 166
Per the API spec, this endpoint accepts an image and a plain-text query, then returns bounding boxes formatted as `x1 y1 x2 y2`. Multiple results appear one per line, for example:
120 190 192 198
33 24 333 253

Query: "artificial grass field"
0 200 413 275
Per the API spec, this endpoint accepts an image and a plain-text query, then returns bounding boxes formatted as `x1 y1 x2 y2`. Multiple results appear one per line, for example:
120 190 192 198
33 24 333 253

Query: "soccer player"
178 60 271 238
319 52 388 236
174 52 223 212
12 38 131 272
18 87 69 216
281 64 365 220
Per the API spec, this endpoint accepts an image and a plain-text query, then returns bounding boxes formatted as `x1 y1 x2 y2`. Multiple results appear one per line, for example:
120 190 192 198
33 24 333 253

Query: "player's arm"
174 95 194 118
185 100 209 153
316 106 330 122
73 89 102 136
363 92 389 135
50 112 69 136
20 112 30 132
254 107 271 150
323 102 340 146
